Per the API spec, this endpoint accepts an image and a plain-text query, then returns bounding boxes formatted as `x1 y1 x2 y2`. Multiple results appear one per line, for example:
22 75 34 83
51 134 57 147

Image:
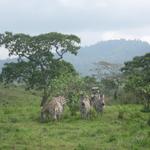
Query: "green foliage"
67 92 80 116
91 61 123 104
50 73 85 115
121 53 150 110
0 32 80 106
82 76 98 94
49 73 100 116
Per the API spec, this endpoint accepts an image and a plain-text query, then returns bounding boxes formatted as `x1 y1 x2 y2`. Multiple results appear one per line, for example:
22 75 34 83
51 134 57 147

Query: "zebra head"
90 93 105 112
99 94 105 107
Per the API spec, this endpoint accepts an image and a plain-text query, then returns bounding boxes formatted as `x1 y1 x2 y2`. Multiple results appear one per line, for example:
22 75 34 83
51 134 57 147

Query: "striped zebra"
80 95 91 119
41 96 66 121
90 94 105 113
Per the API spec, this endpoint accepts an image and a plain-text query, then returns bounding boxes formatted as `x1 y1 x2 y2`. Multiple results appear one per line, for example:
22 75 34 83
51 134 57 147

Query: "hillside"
64 39 150 75
0 39 150 76
0 86 150 150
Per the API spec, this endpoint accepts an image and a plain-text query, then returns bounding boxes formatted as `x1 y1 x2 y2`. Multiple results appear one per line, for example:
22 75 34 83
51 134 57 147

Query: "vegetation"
0 86 150 150
91 61 122 102
0 32 80 106
0 32 150 149
91 61 122 80
90 55 150 110
121 53 150 110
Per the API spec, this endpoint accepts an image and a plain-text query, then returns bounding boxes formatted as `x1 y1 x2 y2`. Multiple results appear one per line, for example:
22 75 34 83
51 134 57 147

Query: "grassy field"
0 86 150 150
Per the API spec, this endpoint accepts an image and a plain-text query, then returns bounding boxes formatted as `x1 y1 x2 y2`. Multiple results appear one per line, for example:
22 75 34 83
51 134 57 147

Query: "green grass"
0 86 150 150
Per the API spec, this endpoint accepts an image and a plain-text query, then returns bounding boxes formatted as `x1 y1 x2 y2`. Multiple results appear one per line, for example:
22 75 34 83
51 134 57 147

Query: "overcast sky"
0 0 150 59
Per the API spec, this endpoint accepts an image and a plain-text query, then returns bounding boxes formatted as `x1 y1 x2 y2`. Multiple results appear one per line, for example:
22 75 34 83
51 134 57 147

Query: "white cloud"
76 26 150 46
141 36 150 43
0 46 9 60
0 0 150 58
58 0 108 9
0 0 149 32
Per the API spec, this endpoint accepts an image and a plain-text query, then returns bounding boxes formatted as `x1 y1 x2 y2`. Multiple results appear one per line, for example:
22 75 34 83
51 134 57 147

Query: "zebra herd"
80 93 105 119
41 87 105 122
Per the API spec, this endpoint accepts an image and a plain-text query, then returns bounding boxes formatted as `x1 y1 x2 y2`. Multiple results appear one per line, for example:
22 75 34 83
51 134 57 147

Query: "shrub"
118 110 124 120
67 91 80 116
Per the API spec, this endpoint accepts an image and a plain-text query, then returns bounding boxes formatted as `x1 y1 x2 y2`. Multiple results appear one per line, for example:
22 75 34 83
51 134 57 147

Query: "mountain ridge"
0 39 150 76
63 39 150 75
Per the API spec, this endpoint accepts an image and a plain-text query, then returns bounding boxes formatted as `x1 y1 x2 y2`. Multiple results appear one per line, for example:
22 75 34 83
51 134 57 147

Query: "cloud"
0 0 150 47
58 0 108 9
0 0 150 32
75 25 150 46
0 46 9 60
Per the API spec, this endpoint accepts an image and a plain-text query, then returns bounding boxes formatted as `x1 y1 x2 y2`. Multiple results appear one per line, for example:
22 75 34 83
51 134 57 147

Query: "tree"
91 61 122 100
0 32 80 106
121 53 150 110
91 61 122 81
82 76 98 93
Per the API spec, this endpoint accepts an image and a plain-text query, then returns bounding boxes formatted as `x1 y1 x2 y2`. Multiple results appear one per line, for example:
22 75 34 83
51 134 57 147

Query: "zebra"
90 94 105 113
80 94 91 119
41 96 66 122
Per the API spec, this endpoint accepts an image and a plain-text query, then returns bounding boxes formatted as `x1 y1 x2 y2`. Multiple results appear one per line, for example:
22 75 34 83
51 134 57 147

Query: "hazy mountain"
0 58 17 71
0 39 150 76
64 39 150 75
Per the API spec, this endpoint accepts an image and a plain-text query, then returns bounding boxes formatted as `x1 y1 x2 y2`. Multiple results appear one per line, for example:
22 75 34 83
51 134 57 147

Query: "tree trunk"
40 88 49 107
40 95 48 107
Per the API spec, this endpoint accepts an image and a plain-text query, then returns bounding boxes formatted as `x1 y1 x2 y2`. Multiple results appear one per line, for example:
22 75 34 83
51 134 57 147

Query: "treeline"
91 53 150 111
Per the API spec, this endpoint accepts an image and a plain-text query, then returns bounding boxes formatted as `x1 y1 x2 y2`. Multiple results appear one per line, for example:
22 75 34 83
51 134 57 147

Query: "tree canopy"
91 61 122 80
121 53 150 110
0 32 80 106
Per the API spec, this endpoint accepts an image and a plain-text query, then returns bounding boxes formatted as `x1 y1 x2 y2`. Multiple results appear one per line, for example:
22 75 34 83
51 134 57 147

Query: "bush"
67 91 80 116
118 110 124 120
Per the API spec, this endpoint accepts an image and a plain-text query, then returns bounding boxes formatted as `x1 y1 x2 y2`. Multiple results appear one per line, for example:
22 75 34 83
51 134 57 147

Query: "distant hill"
0 39 150 76
0 58 17 71
63 39 150 75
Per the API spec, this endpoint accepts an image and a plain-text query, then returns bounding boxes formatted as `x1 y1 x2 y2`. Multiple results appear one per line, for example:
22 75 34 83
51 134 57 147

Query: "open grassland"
0 86 150 150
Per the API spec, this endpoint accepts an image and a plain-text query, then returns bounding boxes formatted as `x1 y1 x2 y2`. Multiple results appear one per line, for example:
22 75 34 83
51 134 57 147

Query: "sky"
0 0 150 59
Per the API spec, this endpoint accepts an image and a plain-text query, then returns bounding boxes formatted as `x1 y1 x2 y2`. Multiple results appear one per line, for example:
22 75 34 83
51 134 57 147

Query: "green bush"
67 92 80 116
